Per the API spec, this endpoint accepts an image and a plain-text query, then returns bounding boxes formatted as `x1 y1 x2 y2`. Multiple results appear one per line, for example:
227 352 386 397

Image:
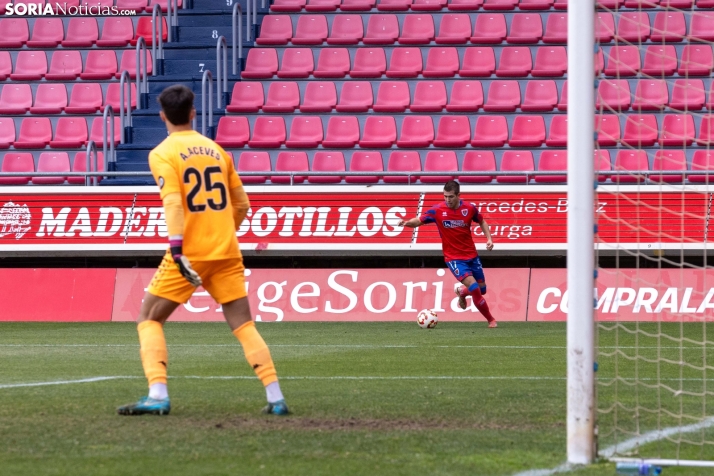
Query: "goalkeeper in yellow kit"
117 85 288 416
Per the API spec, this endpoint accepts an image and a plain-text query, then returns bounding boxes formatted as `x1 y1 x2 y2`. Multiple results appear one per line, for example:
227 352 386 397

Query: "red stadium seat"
670 79 705 111
660 114 695 146
521 80 558 112
145 0 183 12
614 150 649 184
423 47 459 77
484 80 520 112
616 12 650 43
596 115 621 146
519 0 554 9
498 151 534 184
543 13 567 44
45 50 83 80
661 0 692 5
553 0 568 9
496 47 532 77
535 151 567 183
337 81 373 111
471 14 506 43
377 0 412 10
397 116 433 147
215 117 250 148
624 0 659 6
341 0 376 9
422 151 457 183
679 45 714 76
622 114 658 147
0 153 33 185
642 45 677 76
286 116 323 148
277 48 314 78
446 80 483 112
65 83 103 114
471 115 508 146
293 15 328 45
11 51 47 81
386 47 422 77
346 151 383 184
256 15 293 45
412 0 447 10
374 81 410 112
117 49 153 78
690 150 714 183
596 79 631 112
385 151 421 184
27 18 64 48
89 116 121 146
360 116 397 147
459 47 495 76
509 115 545 146
271 0 306 12
651 12 685 43
0 118 16 148
0 84 32 114
351 47 387 77
273 152 308 184
327 14 363 44
412 81 447 112
507 13 542 44
603 46 640 77
398 14 435 44
50 117 88 148
262 82 300 113
80 50 117 80
0 52 11 81
596 150 612 183
532 46 567 76
557 80 567 111
227 82 264 113
306 0 341 11
483 0 518 10
301 81 337 112
689 12 714 42
236 152 271 184
96 17 133 47
434 116 470 147
595 48 604 76
459 151 495 184
62 18 98 47
314 48 351 78
632 80 668 111
249 116 286 148
103 82 137 112
32 152 70 185
545 115 567 147
242 48 279 79
595 13 615 43
132 16 167 46
363 15 399 45
323 116 360 147
0 19 29 48
652 150 686 183
697 115 714 145
448 0 482 9
309 152 345 183
436 14 471 44
15 117 52 149
31 83 68 114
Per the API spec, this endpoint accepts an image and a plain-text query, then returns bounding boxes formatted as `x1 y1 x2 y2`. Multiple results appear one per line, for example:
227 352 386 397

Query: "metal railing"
201 69 214 137
103 105 116 170
151 4 164 75
216 36 228 108
118 71 133 144
231 2 244 75
84 141 100 186
165 0 179 42
135 37 149 109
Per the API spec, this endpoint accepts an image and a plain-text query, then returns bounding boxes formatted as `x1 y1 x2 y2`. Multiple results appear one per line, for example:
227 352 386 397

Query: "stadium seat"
309 151 345 183
545 115 567 146
651 11 685 43
0 52 11 81
117 49 153 78
89 116 121 146
553 0 568 9
45 50 83 80
286 116 323 148
519 0 554 9
271 0 306 12
131 16 167 46
386 47 422 77
596 115 621 146
422 151 457 183
660 114 695 146
236 152 271 184
256 15 293 45
690 150 714 183
632 79 668 111
535 151 567 183
483 0 518 10
293 15 328 45
145 0 183 12
61 18 98 47
363 15 399 44
521 80 558 112
0 84 32 114
341 0 376 10
301 81 337 112
327 14 363 44
374 81 410 112
65 83 103 113
459 47 496 76
346 151 383 184
603 46 640 77
32 152 70 185
306 0 341 11
96 17 133 47
0 18 29 48
652 150 686 183
614 150 649 184
0 153 33 185
448 0 483 10
398 14 435 44
273 152 308 184
336 81 373 111
622 114 658 147
532 46 567 76
423 47 458 77
433 116 470 147
397 116 433 147
227 82 264 113
679 45 714 76
351 47 387 77
642 45 677 76
689 12 714 42
69 151 104 185
507 13 542 44
498 151 534 183
596 150 612 183
459 151 495 183
662 0 692 5
80 50 117 80
249 116 286 148
697 115 714 145
484 80 520 112
27 18 64 48
543 13 567 44
11 51 47 81
411 81 447 112
377 0 412 10
596 79 631 112
50 117 88 148
471 115 508 146
263 82 300 113
412 0 447 10
385 151 421 184
215 117 250 148
557 80 567 111
103 82 137 112
595 13 615 43
15 117 52 149
496 47 532 77
0 118 16 148
323 116 360 147
509 115 545 146
242 48 279 79
436 14 471 44
616 11 650 43
360 116 397 147
117 0 148 9
446 80 483 112
277 48 314 78
595 48 604 76
30 83 68 114
669 79 705 111
314 48 351 77
471 14 507 43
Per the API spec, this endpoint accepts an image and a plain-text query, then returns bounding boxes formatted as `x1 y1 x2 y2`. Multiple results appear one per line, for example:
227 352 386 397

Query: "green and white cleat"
454 283 467 310
262 399 290 416
117 396 171 416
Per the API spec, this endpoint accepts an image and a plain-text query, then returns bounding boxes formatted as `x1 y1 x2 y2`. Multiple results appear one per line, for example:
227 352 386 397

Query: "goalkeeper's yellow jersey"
149 130 243 261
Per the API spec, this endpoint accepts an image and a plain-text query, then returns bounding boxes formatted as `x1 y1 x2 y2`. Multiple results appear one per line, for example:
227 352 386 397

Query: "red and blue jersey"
419 200 484 261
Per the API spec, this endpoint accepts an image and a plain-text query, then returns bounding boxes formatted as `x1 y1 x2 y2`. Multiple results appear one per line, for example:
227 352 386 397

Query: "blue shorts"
446 257 486 284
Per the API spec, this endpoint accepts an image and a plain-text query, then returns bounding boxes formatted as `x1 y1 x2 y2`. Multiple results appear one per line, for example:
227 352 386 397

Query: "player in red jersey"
399 180 497 328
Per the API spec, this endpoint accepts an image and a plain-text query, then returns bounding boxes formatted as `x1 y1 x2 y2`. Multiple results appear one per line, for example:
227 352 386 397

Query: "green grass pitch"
0 322 713 475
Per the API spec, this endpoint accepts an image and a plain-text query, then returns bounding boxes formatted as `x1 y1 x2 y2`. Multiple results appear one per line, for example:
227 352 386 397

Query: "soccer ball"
417 309 438 329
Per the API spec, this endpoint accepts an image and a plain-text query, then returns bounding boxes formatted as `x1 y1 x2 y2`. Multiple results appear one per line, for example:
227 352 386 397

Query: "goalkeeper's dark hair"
443 180 460 195
158 85 194 126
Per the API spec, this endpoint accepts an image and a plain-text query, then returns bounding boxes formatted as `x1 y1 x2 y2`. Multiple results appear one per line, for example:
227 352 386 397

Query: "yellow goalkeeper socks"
233 321 278 387
138 320 168 386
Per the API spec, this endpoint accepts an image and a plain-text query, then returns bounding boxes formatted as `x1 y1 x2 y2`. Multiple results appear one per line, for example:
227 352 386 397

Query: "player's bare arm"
479 218 494 251
398 217 424 228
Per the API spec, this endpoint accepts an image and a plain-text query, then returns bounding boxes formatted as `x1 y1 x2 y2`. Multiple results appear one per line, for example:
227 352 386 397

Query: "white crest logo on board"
0 202 32 239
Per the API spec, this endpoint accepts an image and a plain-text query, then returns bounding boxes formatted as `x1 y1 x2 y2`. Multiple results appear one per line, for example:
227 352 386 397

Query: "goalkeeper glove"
170 239 202 287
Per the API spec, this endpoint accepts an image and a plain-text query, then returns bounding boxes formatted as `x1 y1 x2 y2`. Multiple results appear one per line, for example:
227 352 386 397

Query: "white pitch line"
0 344 710 349
0 376 136 389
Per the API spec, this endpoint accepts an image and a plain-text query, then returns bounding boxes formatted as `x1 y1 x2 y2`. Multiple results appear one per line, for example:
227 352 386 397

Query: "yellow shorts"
148 253 247 305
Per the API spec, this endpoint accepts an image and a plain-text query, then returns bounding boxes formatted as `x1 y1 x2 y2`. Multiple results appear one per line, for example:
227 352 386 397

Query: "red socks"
467 283 495 323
